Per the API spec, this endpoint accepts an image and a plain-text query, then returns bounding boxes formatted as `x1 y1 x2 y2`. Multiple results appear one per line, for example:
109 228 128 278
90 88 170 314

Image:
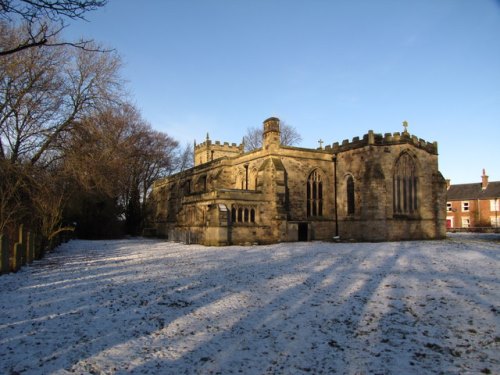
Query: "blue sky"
66 0 500 184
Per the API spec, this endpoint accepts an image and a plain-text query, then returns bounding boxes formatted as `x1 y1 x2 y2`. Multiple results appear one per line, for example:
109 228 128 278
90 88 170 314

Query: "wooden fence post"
35 236 40 260
26 231 34 264
0 234 10 274
12 224 25 272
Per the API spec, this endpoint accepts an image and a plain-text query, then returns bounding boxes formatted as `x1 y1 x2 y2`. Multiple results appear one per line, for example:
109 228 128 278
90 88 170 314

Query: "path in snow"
0 233 499 374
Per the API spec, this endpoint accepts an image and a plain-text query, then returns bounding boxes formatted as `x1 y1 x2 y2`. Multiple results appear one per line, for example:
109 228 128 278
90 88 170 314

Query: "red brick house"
446 170 500 230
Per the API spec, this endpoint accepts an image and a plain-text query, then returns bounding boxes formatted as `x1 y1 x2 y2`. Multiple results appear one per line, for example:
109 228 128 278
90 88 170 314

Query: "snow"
1 233 499 374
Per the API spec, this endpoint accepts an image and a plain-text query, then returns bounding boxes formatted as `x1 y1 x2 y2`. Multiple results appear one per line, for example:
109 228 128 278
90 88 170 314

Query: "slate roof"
447 181 500 200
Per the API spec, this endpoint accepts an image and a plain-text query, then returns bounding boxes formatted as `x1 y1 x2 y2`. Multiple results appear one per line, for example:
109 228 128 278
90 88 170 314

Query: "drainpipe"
244 164 249 190
333 154 339 239
477 199 481 229
496 198 498 230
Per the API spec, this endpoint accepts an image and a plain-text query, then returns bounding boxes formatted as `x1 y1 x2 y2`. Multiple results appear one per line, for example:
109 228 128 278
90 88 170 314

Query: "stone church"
151 117 447 245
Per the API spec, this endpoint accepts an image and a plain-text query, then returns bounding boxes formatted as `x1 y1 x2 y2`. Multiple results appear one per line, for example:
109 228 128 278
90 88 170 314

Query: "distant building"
446 170 500 230
151 117 447 245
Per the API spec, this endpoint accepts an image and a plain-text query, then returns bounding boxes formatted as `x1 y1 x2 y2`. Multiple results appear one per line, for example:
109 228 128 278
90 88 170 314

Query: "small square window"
462 217 470 228
462 201 469 212
490 200 500 212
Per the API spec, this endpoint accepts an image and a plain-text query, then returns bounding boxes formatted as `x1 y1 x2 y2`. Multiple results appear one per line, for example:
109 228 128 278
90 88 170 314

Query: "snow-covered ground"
0 234 499 375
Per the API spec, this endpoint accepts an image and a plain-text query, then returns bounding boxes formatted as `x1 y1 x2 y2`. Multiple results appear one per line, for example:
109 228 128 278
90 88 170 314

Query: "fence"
0 225 68 275
447 227 500 234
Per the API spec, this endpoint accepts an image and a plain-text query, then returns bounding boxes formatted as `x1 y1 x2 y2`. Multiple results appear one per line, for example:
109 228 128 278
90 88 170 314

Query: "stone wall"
151 120 446 245
0 224 71 274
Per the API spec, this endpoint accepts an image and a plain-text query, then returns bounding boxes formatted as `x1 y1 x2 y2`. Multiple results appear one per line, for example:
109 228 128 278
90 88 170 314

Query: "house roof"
447 181 500 200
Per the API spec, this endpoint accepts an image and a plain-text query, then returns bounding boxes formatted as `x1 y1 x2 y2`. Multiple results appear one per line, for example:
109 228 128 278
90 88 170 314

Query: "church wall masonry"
151 117 447 245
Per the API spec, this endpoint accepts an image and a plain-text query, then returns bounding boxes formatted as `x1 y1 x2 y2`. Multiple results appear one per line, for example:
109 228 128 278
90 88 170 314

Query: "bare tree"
243 120 302 151
63 104 179 236
0 159 30 233
280 120 303 147
125 111 179 223
30 165 74 242
242 126 262 152
0 22 123 166
174 142 194 173
0 0 107 56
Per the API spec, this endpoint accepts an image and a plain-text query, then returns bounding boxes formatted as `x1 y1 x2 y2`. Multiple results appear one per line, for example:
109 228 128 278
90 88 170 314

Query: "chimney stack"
481 169 489 190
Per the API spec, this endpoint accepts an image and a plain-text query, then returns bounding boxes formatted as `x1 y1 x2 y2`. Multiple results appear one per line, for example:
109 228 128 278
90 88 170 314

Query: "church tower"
262 117 281 151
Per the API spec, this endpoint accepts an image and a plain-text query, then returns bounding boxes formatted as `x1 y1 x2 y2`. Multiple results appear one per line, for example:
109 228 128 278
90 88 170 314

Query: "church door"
298 223 308 241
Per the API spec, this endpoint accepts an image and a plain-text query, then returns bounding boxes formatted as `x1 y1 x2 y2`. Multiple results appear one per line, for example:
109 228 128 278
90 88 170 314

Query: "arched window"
393 153 418 215
307 170 323 217
238 208 243 222
231 206 237 223
347 175 355 215
244 208 249 222
250 208 255 222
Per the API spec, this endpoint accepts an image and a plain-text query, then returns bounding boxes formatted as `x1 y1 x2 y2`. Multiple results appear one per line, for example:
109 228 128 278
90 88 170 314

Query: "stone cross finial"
403 121 409 133
318 139 324 149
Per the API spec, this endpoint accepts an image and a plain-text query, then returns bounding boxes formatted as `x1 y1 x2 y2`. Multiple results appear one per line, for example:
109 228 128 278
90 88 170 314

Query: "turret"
263 117 281 151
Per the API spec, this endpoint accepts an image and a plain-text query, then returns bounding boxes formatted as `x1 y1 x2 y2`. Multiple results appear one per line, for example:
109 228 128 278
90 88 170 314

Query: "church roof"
447 181 500 200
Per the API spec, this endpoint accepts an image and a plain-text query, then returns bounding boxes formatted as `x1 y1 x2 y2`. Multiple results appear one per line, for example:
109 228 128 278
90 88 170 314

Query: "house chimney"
445 179 451 190
481 169 489 190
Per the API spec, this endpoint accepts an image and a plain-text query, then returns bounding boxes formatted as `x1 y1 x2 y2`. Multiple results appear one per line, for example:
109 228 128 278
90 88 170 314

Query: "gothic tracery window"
307 170 323 217
393 153 418 215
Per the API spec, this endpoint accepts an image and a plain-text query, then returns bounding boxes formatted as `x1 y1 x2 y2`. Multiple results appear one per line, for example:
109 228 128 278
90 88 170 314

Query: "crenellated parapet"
194 133 244 166
194 139 243 151
324 130 438 155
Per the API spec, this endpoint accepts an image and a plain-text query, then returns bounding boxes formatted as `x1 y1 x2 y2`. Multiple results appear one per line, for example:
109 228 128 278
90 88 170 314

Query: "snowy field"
0 234 499 375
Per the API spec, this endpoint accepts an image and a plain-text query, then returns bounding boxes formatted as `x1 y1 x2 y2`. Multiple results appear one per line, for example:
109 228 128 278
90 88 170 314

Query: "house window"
490 199 499 212
393 153 418 215
446 202 452 212
250 209 255 223
462 201 469 212
462 217 470 228
346 175 355 215
307 170 323 217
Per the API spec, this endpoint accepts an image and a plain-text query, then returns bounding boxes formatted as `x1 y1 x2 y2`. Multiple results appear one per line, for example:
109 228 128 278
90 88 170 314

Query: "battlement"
324 130 438 155
194 139 242 151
